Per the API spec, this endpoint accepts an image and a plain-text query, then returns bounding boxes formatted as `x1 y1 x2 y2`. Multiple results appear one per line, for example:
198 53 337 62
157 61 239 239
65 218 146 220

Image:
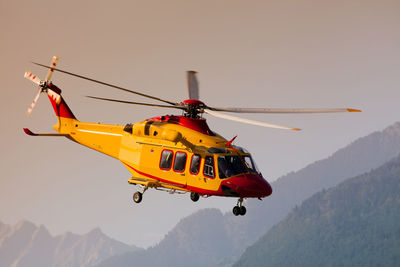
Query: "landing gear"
190 192 200 202
132 185 148 204
232 198 246 216
133 191 142 203
233 206 241 216
239 206 246 216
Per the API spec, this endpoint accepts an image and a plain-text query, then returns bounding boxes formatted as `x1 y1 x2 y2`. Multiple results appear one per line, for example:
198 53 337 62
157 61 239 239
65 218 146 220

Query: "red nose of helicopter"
221 174 272 198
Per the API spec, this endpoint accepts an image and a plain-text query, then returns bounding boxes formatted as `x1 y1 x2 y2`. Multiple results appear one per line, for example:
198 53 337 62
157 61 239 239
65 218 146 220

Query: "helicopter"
23 56 361 216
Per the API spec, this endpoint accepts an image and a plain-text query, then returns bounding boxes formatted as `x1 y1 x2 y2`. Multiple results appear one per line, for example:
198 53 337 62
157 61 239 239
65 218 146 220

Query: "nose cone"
258 178 273 197
221 174 272 198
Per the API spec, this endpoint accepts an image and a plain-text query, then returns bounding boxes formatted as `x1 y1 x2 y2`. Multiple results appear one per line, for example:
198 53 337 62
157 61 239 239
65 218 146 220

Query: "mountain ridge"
0 220 142 267
99 121 400 266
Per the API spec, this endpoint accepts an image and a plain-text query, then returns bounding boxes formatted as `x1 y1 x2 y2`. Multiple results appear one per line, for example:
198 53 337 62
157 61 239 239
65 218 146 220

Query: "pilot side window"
160 150 173 170
203 156 215 178
173 152 187 172
190 154 201 175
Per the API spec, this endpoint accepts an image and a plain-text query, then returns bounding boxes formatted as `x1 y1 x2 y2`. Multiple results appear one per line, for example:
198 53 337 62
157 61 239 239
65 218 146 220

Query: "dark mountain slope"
227 122 400 253
234 154 400 267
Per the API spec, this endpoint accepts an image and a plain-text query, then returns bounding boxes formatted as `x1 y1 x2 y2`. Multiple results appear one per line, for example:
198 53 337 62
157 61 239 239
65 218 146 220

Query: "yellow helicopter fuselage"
56 113 269 197
40 84 272 198
40 83 271 199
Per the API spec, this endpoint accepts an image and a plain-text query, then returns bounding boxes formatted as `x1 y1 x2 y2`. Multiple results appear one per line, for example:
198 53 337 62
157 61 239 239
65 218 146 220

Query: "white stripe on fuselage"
77 129 122 136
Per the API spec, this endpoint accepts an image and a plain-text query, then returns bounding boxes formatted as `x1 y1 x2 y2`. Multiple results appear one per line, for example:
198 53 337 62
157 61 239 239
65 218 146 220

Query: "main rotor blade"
32 62 178 106
207 107 362 113
204 109 301 131
187 71 199 100
86 96 186 110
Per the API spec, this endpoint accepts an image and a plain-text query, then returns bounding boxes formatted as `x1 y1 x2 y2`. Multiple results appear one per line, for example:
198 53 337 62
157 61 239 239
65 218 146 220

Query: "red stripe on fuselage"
123 162 223 196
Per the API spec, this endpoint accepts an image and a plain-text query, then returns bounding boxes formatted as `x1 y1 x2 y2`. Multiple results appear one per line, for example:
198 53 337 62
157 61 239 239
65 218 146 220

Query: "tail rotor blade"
24 71 41 85
187 71 199 100
26 88 42 115
204 109 301 131
45 56 59 82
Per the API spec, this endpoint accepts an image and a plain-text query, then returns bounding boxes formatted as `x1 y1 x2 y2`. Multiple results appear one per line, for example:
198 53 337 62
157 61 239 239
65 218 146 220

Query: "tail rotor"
25 56 59 115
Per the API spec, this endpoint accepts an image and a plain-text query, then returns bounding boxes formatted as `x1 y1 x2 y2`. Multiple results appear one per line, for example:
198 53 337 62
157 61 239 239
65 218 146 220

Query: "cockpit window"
218 156 248 179
244 156 260 173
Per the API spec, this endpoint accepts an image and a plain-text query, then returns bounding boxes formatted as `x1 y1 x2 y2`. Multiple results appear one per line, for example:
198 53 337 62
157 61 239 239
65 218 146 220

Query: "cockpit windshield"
243 155 259 173
217 154 260 179
218 156 247 179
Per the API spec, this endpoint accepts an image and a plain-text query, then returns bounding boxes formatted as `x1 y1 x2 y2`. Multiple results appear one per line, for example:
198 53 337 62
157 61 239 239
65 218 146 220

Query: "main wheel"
133 191 143 203
233 206 241 216
190 192 200 202
240 206 246 216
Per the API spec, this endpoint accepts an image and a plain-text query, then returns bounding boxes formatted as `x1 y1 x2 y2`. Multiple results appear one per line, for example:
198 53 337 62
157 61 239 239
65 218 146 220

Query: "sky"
1 0 399 248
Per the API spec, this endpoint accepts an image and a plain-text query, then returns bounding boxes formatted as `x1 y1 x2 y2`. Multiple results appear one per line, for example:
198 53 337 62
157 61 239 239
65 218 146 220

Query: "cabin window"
173 152 187 172
203 156 215 178
190 154 201 175
160 150 173 170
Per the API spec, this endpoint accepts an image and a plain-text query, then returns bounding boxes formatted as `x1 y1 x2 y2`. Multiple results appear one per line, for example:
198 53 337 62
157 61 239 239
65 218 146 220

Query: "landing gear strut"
232 198 246 216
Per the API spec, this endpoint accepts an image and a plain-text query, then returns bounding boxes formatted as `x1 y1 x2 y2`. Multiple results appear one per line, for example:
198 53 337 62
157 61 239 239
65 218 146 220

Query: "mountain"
234 154 400 267
98 122 400 267
99 209 232 267
227 121 400 252
0 221 141 267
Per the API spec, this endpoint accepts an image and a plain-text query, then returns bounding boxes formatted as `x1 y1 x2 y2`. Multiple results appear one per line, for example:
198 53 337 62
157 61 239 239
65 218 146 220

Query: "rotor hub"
182 99 206 118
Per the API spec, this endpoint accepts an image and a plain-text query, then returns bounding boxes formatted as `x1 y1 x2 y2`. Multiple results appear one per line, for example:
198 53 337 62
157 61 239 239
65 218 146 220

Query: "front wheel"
233 206 241 216
240 206 246 216
190 192 200 202
133 191 143 203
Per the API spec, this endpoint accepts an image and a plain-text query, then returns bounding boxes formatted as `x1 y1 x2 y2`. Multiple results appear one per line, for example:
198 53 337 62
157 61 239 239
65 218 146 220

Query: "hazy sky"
1 0 399 247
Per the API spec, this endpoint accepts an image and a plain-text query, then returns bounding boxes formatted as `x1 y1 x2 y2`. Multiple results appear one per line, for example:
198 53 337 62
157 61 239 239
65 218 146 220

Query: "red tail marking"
47 84 76 119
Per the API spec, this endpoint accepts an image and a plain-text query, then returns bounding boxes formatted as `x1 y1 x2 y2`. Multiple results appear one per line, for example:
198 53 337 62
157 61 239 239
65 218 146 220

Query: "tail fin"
24 56 78 134
46 83 76 119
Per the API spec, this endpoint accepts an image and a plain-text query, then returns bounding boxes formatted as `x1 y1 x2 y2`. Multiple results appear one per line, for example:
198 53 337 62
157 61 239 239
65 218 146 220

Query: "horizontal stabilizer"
23 128 69 137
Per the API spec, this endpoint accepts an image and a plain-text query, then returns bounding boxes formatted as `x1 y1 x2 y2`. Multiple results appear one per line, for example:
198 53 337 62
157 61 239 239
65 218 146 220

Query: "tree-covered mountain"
99 122 400 267
0 220 141 267
234 154 400 267
227 121 400 253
